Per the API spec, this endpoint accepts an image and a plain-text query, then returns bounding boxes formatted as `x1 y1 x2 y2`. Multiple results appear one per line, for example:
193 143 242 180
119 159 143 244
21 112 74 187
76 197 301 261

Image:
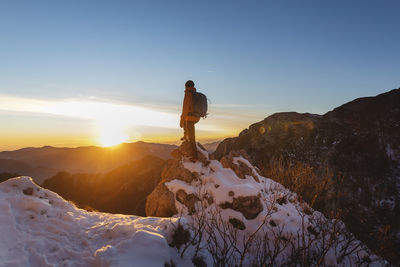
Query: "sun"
98 123 128 147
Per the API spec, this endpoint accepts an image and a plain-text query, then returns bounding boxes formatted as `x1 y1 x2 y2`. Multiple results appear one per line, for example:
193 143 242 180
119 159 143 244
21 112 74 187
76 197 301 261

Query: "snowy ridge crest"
150 143 383 266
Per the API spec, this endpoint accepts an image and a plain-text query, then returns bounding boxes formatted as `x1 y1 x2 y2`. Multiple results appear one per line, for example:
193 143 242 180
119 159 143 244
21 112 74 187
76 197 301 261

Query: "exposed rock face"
146 143 264 221
220 196 263 219
161 159 199 184
213 88 400 263
220 150 260 182
175 189 199 215
229 218 246 230
180 141 210 165
145 183 177 217
146 145 203 217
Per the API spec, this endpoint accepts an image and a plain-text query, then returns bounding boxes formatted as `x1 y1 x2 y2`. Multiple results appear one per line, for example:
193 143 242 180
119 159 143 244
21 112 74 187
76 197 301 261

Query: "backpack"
191 91 208 118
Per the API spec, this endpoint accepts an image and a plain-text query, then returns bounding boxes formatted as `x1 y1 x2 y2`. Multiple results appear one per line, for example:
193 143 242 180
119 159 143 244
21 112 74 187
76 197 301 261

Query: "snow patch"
0 177 180 267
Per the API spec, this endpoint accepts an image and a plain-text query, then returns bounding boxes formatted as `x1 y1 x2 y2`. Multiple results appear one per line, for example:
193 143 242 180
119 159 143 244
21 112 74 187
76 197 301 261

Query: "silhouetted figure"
180 80 200 161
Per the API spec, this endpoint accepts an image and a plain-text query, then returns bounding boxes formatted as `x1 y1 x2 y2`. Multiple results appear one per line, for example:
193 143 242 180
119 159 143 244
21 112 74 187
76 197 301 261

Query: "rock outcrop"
146 142 203 217
146 142 264 221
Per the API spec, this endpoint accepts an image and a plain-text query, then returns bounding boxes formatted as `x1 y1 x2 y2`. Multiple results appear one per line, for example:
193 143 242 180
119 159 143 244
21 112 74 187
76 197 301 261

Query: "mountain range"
43 155 165 216
0 141 177 184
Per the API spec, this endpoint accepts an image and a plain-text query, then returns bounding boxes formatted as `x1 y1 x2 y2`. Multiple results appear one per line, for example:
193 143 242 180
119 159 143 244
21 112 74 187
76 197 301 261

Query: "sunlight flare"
98 129 128 147
98 121 128 147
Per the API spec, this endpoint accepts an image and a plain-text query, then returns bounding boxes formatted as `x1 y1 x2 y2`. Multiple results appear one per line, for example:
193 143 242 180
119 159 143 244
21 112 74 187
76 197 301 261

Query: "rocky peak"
146 142 265 221
211 88 400 264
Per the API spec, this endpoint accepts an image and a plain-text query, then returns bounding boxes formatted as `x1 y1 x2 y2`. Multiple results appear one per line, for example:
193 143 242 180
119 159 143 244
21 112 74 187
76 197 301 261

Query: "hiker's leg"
187 121 198 160
182 121 188 140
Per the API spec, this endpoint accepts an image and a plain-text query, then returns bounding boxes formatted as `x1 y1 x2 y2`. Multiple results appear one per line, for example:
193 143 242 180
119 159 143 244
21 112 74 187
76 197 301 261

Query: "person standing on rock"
180 80 200 162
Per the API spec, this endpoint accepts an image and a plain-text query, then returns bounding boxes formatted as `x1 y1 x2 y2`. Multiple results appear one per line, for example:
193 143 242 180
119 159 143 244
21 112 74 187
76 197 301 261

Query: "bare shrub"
169 221 191 251
264 157 343 214
169 185 379 266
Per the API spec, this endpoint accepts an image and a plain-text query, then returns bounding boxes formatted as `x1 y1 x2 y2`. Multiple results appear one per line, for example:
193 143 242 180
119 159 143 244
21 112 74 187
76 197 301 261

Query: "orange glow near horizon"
0 94 258 151
98 122 129 147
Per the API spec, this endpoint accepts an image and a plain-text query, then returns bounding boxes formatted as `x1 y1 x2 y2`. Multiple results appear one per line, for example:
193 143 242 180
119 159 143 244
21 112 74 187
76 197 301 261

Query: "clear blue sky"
0 0 399 149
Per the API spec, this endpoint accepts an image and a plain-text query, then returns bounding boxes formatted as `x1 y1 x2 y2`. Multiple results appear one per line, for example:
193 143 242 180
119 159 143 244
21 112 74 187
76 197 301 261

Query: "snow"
0 145 384 266
166 147 383 266
169 157 306 236
0 177 181 267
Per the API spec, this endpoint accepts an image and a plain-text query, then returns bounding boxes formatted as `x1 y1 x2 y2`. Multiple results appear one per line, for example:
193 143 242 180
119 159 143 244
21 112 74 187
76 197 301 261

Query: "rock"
171 149 182 159
145 184 177 217
146 149 201 217
229 218 246 230
180 141 209 164
220 150 259 182
228 191 234 197
175 189 199 214
220 196 263 220
23 187 33 196
175 189 187 204
162 159 198 184
277 196 287 205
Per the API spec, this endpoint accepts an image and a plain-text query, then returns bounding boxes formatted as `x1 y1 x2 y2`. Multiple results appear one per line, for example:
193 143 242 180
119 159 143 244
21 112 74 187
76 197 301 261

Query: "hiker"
180 80 200 161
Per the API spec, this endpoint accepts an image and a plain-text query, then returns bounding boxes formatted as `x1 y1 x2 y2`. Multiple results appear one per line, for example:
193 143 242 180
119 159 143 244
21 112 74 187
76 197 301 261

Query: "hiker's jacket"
180 86 200 126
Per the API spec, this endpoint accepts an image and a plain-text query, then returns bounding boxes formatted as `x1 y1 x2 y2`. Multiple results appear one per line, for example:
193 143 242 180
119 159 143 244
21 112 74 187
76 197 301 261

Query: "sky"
1 0 399 150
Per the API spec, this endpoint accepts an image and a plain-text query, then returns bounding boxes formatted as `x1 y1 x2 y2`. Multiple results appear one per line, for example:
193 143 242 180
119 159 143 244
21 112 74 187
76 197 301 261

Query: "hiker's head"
185 80 194 88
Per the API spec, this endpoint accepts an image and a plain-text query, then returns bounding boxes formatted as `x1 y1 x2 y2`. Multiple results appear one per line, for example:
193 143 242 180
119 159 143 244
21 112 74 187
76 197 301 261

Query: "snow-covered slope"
0 177 185 267
148 143 384 266
0 143 384 266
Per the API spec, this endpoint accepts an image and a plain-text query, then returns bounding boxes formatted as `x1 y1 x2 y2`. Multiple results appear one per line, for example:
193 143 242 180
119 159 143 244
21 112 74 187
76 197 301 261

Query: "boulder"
145 183 177 217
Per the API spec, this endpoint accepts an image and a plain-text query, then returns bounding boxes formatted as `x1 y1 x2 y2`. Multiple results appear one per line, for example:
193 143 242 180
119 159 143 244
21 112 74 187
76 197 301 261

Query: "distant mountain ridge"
0 159 58 184
213 88 400 263
0 141 177 184
43 155 165 216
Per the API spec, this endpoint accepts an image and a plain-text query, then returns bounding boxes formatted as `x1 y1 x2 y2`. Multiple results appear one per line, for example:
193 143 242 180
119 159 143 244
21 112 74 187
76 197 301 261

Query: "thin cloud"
0 94 177 129
0 94 260 137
